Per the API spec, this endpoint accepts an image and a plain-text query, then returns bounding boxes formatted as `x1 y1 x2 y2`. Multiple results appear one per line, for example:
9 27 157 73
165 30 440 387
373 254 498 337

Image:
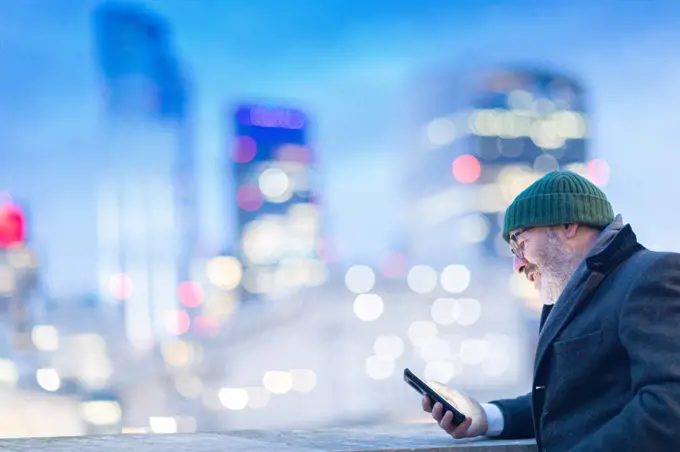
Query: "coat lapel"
538 304 554 333
534 270 605 373
533 220 643 375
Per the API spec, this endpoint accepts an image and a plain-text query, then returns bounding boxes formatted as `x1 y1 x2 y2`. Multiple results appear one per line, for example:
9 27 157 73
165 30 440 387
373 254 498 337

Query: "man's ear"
564 223 579 239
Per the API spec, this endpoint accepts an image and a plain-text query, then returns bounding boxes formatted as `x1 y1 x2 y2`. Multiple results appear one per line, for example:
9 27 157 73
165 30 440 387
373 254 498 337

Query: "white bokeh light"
0 359 19 386
425 117 457 147
455 298 482 326
258 167 292 202
424 361 457 384
290 369 317 393
407 265 438 294
407 321 439 346
365 355 395 380
206 256 243 290
460 339 489 365
353 294 384 321
219 388 249 410
36 368 61 392
31 325 60 352
431 298 458 325
245 387 271 409
373 335 404 359
262 371 293 394
458 214 490 243
242 219 287 264
440 265 471 294
345 265 376 293
533 153 560 173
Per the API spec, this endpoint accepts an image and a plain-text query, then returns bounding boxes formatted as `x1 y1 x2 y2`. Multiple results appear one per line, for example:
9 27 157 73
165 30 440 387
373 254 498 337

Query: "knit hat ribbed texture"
502 170 615 242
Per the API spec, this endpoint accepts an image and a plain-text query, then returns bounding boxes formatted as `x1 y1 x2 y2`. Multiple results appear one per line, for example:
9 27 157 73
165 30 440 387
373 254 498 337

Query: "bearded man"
421 170 680 451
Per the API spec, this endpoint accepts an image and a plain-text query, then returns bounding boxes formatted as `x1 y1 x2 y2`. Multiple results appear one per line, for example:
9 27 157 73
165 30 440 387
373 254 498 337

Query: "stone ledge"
0 422 537 451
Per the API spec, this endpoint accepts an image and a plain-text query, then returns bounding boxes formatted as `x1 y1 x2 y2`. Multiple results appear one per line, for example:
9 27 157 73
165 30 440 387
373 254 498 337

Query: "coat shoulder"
600 248 675 302
617 247 680 277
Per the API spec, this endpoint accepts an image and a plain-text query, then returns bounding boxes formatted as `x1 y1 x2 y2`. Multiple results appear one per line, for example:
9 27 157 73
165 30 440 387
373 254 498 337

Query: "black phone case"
403 367 467 425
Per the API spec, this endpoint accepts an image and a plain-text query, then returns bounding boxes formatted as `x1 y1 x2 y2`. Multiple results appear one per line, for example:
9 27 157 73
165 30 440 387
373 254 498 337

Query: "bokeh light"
364 355 394 380
219 388 249 410
262 371 293 395
373 335 404 359
344 265 375 293
236 185 264 211
353 294 384 321
165 310 191 336
452 155 481 183
406 265 438 294
587 158 611 187
178 281 204 308
440 265 471 293
233 135 257 163
206 256 243 290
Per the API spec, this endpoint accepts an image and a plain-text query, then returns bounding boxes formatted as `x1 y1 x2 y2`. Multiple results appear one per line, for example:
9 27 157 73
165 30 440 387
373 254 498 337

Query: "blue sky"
2 0 680 295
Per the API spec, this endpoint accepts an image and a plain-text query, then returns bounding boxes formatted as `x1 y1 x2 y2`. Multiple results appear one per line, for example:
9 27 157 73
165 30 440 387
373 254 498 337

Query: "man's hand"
421 382 489 439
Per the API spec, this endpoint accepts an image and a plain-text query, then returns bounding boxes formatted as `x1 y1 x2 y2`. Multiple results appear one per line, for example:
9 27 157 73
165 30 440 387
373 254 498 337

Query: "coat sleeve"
572 253 680 451
488 392 535 439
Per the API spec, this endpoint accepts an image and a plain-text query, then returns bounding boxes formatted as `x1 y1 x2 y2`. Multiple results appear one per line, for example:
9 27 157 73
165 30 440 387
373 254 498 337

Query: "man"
422 170 680 451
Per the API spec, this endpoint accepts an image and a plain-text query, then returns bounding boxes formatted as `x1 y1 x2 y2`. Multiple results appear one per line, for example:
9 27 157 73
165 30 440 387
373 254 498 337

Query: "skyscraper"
92 3 198 345
227 104 325 300
93 2 187 122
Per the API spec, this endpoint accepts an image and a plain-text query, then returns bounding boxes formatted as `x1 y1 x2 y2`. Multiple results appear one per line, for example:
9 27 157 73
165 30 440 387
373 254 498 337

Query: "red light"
380 252 407 278
0 203 26 249
165 310 191 335
452 155 481 184
178 281 204 308
587 159 610 187
233 136 257 163
236 185 263 211
109 273 133 300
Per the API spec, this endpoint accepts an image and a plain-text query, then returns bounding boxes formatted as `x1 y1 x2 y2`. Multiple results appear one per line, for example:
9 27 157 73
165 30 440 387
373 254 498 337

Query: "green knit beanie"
502 170 615 242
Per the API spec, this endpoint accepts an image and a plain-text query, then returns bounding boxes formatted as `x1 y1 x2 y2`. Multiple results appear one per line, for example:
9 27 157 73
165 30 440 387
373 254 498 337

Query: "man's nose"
513 254 528 274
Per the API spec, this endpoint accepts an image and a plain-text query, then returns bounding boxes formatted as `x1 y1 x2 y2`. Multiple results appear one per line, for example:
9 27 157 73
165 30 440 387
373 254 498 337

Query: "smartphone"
404 367 466 425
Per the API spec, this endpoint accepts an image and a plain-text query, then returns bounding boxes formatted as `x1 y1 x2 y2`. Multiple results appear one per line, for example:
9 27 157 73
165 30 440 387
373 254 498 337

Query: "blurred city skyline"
1 0 680 438
2 0 680 297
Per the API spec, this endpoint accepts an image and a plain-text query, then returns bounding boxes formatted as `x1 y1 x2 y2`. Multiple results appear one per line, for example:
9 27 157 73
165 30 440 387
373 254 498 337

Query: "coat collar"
534 215 644 376
584 215 641 274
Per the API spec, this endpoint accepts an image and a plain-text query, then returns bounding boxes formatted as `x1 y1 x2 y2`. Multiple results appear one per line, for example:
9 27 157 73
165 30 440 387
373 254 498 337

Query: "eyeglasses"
509 227 534 258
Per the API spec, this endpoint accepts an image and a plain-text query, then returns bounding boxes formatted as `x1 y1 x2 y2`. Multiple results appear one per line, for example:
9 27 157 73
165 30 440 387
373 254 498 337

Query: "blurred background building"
0 0 677 439
229 103 325 301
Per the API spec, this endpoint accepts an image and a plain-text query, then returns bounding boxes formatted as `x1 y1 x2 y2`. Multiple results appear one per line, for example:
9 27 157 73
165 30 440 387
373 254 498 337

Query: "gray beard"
536 230 578 304
540 273 570 304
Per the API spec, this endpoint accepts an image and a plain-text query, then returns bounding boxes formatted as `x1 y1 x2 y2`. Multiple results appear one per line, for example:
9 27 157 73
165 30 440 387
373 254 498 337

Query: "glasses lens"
510 235 522 258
